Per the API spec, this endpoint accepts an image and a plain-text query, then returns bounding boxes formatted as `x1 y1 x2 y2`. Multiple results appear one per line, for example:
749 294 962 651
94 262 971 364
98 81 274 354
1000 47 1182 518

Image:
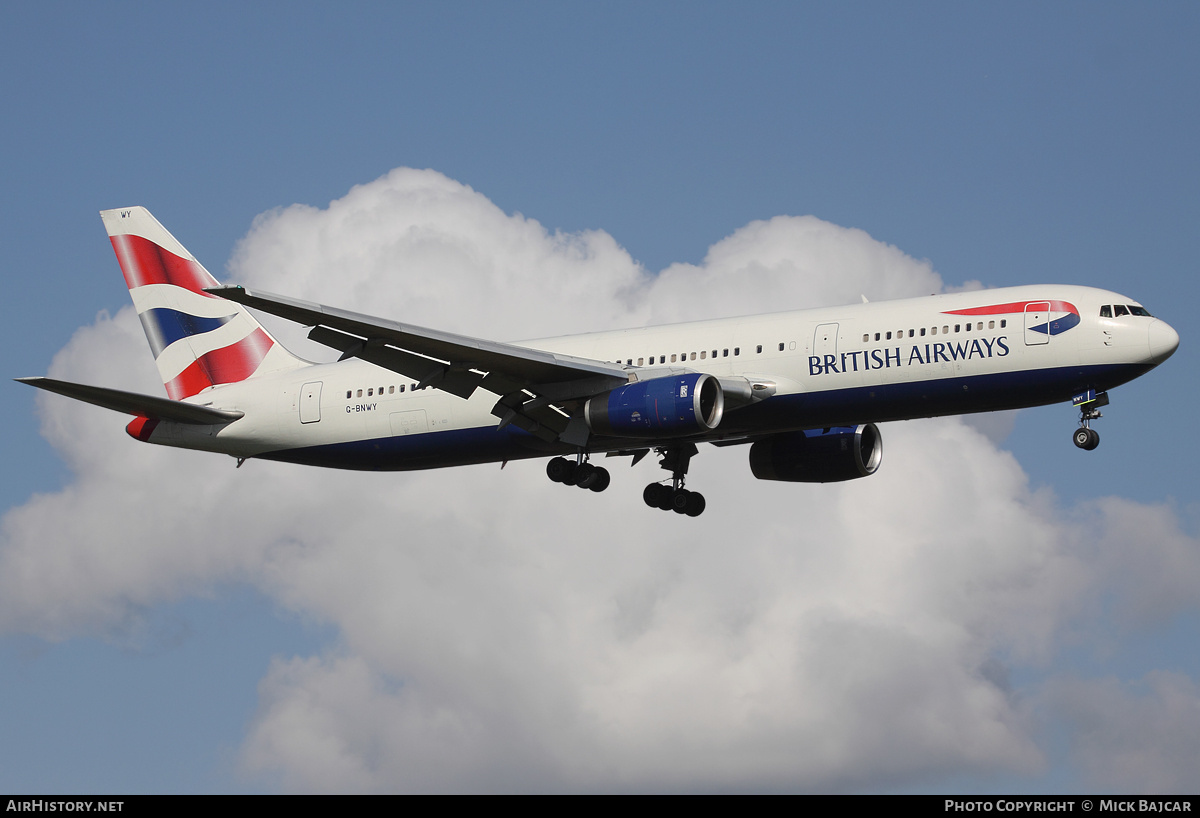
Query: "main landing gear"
1072 389 1108 451
545 444 707 516
643 444 706 517
546 455 611 492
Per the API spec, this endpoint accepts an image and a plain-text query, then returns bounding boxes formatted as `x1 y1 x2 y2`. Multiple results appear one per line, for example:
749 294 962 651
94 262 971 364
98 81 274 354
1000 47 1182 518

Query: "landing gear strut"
546 454 610 492
1072 389 1108 451
643 443 706 517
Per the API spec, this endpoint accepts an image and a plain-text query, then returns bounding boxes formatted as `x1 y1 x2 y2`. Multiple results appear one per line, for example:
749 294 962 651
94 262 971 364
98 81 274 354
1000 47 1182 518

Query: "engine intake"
749 424 882 482
585 373 724 437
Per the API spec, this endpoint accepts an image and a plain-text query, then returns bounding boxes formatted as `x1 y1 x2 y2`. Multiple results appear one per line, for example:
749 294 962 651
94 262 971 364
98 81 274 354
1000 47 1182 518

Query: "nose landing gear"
1072 389 1108 451
1073 426 1100 450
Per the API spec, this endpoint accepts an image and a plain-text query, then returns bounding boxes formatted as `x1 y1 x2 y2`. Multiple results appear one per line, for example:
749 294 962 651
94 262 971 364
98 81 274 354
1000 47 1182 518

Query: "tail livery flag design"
101 207 299 400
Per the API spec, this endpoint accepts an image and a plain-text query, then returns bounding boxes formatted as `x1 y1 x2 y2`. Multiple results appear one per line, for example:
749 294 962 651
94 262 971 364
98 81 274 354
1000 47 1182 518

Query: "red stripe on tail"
110 234 218 293
164 327 275 399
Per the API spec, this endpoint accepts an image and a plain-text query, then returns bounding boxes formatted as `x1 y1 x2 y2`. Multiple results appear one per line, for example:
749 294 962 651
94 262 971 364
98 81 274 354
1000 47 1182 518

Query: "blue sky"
3 2 1199 793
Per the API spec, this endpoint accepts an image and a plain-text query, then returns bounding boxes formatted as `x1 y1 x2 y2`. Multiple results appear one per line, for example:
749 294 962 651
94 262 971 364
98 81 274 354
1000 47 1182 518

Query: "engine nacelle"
749 424 883 482
585 373 724 437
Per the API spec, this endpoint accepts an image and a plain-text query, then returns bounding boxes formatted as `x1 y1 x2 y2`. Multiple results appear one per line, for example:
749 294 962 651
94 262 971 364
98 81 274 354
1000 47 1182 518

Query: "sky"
2 1 1199 794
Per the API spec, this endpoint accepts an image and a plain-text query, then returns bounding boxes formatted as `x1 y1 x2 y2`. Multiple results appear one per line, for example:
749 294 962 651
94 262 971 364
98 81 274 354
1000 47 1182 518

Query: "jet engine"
749 424 882 482
584 373 724 437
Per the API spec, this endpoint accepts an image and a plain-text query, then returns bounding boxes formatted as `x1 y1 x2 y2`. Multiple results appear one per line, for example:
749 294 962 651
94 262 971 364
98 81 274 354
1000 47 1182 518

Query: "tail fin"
101 207 306 399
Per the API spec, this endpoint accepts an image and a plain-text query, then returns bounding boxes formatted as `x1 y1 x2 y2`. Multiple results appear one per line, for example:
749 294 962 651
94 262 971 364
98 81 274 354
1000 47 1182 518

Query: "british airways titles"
809 335 1011 376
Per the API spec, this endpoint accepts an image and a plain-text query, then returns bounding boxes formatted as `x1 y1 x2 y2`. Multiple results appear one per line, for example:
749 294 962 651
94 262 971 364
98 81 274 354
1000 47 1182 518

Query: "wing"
206 286 630 444
15 377 244 424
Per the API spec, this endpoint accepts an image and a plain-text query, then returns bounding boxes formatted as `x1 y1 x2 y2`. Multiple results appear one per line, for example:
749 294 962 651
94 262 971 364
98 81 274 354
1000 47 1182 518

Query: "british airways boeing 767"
18 207 1179 517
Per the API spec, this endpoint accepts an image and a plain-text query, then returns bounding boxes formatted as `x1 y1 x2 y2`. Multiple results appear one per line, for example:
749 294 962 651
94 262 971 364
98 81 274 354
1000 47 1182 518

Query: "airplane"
18 207 1180 517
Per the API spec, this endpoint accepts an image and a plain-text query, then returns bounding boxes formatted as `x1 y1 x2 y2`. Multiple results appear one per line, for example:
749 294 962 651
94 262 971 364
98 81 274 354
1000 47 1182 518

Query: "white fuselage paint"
147 284 1177 469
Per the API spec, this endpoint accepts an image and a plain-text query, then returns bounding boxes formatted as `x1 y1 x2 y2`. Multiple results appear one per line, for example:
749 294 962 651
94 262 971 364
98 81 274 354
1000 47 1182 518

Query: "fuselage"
144 284 1177 471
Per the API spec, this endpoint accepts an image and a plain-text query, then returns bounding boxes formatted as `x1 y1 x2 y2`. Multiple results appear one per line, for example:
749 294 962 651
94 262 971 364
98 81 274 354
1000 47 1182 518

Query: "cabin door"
299 381 322 423
813 323 839 357
1024 302 1050 346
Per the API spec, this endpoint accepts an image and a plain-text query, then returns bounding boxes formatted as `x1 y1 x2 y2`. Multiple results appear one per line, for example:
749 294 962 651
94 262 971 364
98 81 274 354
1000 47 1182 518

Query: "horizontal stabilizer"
15 377 244 424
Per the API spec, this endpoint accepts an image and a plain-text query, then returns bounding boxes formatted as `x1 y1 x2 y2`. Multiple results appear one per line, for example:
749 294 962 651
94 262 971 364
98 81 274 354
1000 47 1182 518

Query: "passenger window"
920 328 926 337
389 386 394 394
778 343 785 351
1000 320 1006 328
886 332 892 340
357 389 363 397
965 323 971 332
400 385 405 393
943 326 950 334
660 356 666 364
931 327 937 335
908 330 914 338
711 350 717 358
863 334 869 342
734 347 740 356
700 350 706 359
637 357 644 366
1115 305 1129 317
756 345 762 353
670 354 677 363
722 349 729 357
874 332 880 341
346 391 352 399
988 320 995 329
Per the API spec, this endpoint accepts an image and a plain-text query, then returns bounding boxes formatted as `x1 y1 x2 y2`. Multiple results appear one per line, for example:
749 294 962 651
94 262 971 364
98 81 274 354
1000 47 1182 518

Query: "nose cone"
1148 319 1180 364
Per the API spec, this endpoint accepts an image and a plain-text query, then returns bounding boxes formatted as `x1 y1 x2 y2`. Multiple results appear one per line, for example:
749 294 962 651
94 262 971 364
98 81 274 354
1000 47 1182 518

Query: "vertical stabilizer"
101 207 306 399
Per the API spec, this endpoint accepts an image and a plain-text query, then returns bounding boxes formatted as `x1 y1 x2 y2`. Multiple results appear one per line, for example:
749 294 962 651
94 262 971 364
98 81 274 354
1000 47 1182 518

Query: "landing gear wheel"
1073 427 1100 451
684 492 706 517
559 460 579 485
546 457 570 483
643 483 666 508
575 463 598 489
671 489 691 515
589 467 611 493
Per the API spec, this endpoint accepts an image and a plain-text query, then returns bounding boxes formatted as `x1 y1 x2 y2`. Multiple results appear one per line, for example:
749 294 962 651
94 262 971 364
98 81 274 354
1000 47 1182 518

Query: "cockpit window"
1114 304 1130 317
1099 305 1112 318
1128 305 1153 317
